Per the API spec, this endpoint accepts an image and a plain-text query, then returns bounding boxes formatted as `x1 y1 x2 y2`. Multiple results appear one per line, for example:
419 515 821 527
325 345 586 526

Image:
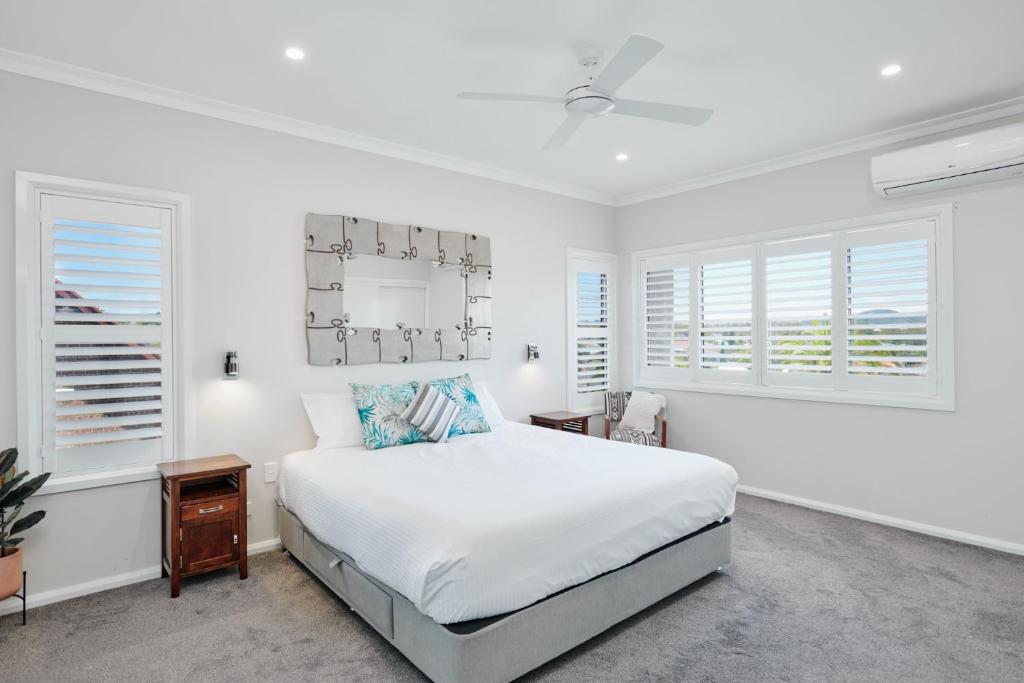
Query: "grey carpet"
2 494 1022 682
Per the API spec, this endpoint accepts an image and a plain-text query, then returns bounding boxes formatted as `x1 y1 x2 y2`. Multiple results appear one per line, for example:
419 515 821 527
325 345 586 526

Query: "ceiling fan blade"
589 34 664 96
613 99 714 126
543 115 586 150
457 92 564 104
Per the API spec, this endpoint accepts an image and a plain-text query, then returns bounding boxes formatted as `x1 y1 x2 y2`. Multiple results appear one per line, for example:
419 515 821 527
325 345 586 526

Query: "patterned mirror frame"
305 213 492 365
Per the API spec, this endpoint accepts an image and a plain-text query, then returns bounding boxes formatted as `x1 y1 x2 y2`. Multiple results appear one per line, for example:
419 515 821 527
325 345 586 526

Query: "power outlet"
264 461 278 483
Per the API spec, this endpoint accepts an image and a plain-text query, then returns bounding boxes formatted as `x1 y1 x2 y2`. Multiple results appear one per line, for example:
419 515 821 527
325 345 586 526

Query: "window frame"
566 248 617 412
632 204 955 411
639 252 692 379
15 172 192 494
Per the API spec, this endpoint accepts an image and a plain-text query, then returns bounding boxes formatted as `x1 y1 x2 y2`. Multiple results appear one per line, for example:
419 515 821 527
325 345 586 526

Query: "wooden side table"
529 411 598 436
158 454 251 598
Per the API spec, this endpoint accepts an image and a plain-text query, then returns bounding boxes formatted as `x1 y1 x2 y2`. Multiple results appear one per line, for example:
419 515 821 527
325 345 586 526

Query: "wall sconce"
224 351 239 379
526 344 540 363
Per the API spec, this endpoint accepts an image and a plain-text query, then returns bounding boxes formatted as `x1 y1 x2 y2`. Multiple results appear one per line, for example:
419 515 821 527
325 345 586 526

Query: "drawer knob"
198 504 224 514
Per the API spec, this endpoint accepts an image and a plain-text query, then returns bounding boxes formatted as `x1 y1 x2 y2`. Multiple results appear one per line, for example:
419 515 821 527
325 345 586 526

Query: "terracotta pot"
0 548 24 600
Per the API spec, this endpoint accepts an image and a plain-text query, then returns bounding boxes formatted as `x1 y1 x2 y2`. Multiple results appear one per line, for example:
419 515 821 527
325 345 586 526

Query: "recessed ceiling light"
880 63 902 77
615 152 629 162
285 47 306 61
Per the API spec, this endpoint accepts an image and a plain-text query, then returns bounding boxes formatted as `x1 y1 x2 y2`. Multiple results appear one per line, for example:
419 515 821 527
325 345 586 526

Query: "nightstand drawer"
181 497 239 522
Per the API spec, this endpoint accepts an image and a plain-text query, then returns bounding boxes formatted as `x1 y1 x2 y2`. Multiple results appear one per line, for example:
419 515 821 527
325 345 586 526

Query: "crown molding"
612 94 1024 206
0 48 616 206
2 47 1023 210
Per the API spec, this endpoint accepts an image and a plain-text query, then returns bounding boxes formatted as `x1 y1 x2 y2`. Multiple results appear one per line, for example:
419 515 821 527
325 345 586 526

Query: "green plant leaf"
0 471 29 504
0 448 17 477
10 510 45 535
1 538 24 547
0 472 51 509
1 503 25 531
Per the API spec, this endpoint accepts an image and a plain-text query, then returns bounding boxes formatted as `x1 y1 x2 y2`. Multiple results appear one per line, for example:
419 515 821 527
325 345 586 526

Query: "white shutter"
40 194 173 474
568 251 616 411
575 270 610 395
764 235 833 386
632 206 951 409
698 247 753 382
643 260 690 369
845 220 935 395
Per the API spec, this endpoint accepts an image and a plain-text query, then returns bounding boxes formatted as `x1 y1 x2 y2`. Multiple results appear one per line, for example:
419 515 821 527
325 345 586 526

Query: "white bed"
277 421 737 624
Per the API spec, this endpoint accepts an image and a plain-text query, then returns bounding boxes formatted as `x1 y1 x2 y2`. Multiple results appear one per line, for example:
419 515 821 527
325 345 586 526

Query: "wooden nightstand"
529 411 598 436
158 454 251 598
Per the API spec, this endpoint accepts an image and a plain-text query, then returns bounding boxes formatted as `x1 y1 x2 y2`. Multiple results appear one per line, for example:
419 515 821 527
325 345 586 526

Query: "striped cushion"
604 391 632 422
609 427 661 447
401 383 461 443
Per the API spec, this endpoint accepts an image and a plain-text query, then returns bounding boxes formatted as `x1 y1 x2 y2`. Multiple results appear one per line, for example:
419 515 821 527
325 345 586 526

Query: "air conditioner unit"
871 120 1024 197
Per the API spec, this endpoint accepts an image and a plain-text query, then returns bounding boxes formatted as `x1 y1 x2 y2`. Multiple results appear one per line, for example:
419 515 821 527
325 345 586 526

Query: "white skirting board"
737 484 1024 556
0 537 281 616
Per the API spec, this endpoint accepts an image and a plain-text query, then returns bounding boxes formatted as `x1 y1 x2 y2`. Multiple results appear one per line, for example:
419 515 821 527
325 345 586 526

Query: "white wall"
616 121 1024 551
0 71 614 601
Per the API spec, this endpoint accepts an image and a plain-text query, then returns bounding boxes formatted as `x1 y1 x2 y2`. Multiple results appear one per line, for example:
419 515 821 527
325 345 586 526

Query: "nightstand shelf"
158 454 251 598
529 411 598 435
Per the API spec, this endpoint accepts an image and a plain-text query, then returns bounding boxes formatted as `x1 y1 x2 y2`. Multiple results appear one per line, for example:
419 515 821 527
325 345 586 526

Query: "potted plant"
1 448 50 600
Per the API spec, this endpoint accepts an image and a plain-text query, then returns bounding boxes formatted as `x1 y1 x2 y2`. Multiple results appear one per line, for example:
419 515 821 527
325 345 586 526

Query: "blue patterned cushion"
429 373 491 438
349 381 428 450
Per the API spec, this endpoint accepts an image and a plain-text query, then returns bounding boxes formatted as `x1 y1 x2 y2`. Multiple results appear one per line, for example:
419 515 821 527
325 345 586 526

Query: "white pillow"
300 393 364 449
619 391 666 434
472 381 505 426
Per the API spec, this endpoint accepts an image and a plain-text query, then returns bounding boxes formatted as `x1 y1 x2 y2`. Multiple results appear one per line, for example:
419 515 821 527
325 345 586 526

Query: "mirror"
344 255 466 329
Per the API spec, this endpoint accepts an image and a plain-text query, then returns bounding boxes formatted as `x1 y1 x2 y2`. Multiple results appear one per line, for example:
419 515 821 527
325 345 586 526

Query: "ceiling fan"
457 34 714 150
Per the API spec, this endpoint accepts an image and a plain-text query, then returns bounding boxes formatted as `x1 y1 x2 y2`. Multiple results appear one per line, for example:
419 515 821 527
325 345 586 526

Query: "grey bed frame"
278 505 730 683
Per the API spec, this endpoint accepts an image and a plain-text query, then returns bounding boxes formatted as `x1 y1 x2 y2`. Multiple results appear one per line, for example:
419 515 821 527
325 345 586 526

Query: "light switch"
264 461 278 483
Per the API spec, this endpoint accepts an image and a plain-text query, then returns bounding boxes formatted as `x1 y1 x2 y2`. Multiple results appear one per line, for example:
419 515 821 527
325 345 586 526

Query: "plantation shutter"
634 208 950 408
697 247 754 382
642 255 690 371
764 235 833 387
39 194 174 474
568 253 615 411
575 270 610 394
844 220 935 395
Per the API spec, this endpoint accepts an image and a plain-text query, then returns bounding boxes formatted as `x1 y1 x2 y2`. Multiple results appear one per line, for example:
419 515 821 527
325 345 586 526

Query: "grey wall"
615 125 1024 550
0 71 615 598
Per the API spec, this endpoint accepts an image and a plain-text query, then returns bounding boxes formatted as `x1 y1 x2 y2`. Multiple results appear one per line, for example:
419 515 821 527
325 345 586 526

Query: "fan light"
880 64 901 77
285 47 306 61
615 152 629 162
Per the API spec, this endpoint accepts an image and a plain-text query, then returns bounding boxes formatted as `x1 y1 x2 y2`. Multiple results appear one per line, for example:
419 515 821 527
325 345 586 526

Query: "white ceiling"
3 0 1024 204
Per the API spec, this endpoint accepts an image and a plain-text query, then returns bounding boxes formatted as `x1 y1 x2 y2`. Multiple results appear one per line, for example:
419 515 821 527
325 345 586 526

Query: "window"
642 258 689 369
634 205 954 410
698 247 754 381
16 174 189 488
764 235 833 387
567 249 617 411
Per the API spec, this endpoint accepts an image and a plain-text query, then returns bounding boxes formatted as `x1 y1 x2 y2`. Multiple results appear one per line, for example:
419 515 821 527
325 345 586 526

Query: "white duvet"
276 422 737 624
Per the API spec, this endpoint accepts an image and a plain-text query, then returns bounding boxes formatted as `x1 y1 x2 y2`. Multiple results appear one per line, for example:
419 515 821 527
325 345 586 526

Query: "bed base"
277 504 731 683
